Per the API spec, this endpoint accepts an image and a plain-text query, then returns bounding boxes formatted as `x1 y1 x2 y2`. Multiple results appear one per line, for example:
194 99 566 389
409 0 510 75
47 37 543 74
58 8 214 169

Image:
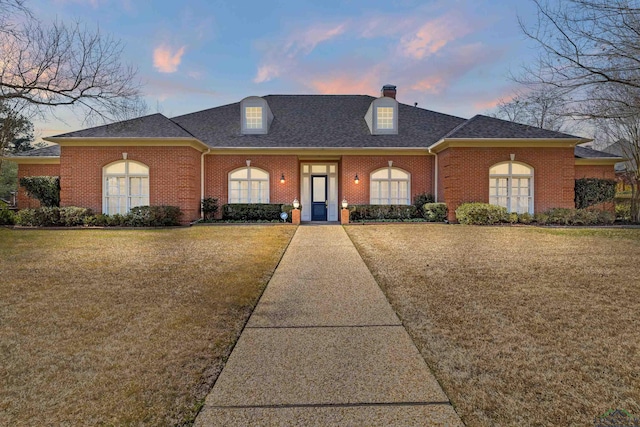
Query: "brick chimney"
381 84 397 99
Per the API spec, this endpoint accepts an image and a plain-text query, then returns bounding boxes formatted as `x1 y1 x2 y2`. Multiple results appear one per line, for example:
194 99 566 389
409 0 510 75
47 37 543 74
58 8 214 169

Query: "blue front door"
311 175 327 221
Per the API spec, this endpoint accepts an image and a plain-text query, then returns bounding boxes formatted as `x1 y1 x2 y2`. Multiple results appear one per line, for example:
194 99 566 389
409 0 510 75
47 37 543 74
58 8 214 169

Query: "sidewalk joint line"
208 401 453 410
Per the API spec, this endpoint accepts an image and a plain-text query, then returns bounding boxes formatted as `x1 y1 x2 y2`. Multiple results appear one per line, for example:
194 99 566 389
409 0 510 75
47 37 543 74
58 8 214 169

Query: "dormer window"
245 107 263 129
376 107 394 130
365 96 398 135
241 96 273 134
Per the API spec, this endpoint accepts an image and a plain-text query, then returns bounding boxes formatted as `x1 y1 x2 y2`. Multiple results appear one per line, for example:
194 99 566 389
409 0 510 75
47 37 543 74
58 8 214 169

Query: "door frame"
300 162 338 222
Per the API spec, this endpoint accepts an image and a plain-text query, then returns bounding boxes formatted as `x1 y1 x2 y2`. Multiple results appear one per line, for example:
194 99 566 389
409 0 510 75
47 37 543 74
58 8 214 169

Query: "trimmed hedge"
14 205 182 227
201 197 219 220
19 176 60 207
349 204 418 221
221 204 290 222
455 203 509 225
422 203 448 222
575 178 616 209
455 203 615 225
413 193 435 212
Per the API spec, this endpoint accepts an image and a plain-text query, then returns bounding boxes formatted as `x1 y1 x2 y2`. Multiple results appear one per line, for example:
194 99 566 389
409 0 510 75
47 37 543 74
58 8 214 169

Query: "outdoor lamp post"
292 198 301 224
341 199 348 209
293 198 300 209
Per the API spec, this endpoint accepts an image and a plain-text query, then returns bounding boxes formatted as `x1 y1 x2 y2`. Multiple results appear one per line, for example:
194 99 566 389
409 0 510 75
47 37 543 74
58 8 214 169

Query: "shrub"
18 176 60 207
422 203 448 222
518 212 533 224
575 178 616 209
127 206 182 226
349 205 418 221
413 193 435 215
616 202 631 221
59 207 92 226
455 203 509 225
222 204 283 221
539 207 615 225
201 197 219 220
14 209 37 226
0 202 15 225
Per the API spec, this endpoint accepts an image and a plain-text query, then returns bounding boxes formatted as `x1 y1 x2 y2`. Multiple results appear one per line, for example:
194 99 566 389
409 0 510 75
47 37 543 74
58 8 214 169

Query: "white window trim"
369 166 411 205
228 166 270 203
489 161 534 214
102 160 149 215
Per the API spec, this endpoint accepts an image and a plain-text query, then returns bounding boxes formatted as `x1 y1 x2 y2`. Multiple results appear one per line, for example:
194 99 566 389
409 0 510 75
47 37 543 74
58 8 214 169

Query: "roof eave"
44 137 209 151
3 156 60 164
429 137 591 153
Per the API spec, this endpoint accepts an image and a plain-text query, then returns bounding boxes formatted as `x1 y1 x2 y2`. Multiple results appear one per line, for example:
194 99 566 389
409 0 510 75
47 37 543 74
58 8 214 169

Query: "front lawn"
0 226 295 425
346 224 640 426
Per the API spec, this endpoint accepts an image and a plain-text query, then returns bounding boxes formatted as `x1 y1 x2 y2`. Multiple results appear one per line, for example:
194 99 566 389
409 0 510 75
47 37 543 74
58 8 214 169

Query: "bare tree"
0 0 146 124
518 0 640 118
490 87 574 132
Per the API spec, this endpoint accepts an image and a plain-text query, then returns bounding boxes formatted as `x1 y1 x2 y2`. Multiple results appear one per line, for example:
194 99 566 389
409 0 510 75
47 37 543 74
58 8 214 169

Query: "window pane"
251 168 269 179
245 107 263 129
312 177 326 202
105 162 126 174
489 163 509 175
390 168 408 179
311 165 326 173
371 169 387 179
128 162 148 174
377 107 394 129
230 169 248 179
511 163 532 175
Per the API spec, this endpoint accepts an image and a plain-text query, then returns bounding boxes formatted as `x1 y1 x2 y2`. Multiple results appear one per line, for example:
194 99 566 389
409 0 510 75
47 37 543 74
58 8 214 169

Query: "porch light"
293 198 300 209
280 173 285 184
341 199 348 209
354 174 359 184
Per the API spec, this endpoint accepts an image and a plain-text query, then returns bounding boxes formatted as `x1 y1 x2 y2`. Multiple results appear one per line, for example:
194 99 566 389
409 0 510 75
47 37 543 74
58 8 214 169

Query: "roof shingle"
53 113 195 139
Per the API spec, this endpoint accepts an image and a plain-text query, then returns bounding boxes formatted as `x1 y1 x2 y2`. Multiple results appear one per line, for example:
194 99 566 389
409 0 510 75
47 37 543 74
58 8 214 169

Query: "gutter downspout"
429 148 438 202
200 148 211 219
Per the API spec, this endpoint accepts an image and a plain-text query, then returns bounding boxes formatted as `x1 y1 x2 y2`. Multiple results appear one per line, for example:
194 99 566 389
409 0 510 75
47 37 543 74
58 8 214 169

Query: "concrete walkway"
195 225 463 426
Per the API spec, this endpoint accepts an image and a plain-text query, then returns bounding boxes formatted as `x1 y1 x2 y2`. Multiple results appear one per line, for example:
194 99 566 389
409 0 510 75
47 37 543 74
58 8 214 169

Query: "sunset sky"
27 0 547 140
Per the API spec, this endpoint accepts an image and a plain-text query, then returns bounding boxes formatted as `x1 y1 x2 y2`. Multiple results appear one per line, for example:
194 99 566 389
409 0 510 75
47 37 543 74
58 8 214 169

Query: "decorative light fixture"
293 198 300 209
122 152 128 160
354 174 359 184
341 199 348 209
510 153 515 161
280 173 285 184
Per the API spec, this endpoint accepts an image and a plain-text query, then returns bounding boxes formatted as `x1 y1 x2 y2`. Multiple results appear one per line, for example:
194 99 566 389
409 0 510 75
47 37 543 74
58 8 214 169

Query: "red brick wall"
16 163 61 208
204 155 299 206
340 155 433 205
575 164 616 180
60 146 201 223
439 147 576 221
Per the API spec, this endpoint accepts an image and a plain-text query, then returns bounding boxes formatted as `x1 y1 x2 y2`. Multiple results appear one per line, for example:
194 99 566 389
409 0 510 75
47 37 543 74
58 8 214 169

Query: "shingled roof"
171 95 466 148
442 114 582 140
53 113 195 139
574 145 622 159
9 145 61 157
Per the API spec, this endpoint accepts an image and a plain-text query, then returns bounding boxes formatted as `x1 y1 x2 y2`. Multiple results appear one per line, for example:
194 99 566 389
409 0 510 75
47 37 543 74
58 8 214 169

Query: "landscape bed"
346 224 640 426
0 226 295 425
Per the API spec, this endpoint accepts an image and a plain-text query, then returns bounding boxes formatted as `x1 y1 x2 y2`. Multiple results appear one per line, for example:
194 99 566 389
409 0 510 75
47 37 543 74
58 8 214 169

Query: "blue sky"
28 0 543 140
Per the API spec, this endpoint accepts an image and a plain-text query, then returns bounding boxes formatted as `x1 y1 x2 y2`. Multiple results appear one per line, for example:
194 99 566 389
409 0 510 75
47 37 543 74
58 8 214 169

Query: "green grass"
0 226 296 425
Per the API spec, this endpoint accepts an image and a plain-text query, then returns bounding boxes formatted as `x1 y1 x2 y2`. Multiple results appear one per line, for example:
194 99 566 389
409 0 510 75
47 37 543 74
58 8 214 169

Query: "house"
8 85 621 223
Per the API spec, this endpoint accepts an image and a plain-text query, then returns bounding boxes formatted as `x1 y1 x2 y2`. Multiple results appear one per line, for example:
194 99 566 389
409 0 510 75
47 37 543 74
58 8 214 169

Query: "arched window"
228 166 269 203
489 161 534 214
103 160 149 215
370 166 410 205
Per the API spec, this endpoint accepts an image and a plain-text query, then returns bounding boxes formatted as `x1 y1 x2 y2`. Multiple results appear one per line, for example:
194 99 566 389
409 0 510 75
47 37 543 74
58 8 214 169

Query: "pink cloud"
153 45 186 73
411 77 444 94
399 14 473 59
253 23 347 83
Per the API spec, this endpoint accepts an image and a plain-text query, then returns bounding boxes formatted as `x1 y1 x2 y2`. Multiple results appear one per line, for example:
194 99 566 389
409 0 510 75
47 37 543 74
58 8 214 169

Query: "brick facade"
15 146 618 224
575 164 617 180
204 155 300 206
340 155 433 205
438 147 576 221
16 163 61 208
59 146 201 223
